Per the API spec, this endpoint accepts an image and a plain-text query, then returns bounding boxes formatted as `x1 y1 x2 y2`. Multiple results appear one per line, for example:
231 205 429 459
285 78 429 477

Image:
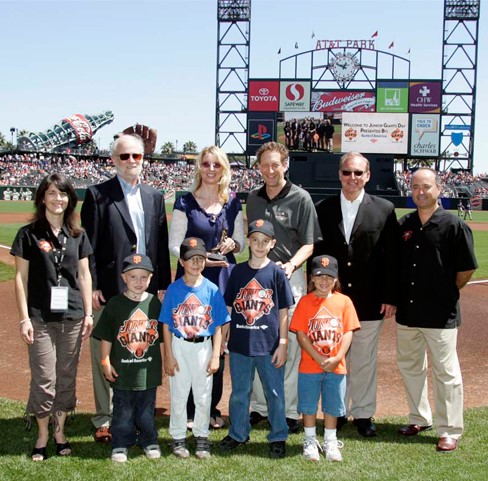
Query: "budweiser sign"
311 91 375 112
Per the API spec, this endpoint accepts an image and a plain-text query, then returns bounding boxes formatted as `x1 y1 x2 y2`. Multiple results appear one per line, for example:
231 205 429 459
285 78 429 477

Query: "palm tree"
160 141 175 154
182 141 198 153
0 131 7 146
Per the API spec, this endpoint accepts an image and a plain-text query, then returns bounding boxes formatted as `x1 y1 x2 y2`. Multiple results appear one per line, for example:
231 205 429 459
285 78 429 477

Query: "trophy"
207 227 228 261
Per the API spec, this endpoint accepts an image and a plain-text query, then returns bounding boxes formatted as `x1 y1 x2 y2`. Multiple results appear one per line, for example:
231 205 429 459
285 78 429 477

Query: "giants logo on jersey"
172 293 212 339
117 309 159 358
307 307 343 356
234 278 274 326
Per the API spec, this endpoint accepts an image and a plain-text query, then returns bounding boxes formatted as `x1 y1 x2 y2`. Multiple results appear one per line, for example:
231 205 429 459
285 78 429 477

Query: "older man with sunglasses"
81 134 171 443
312 151 400 438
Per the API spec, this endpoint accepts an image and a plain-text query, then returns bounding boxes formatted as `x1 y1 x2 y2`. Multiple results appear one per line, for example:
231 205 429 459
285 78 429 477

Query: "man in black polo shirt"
396 168 477 452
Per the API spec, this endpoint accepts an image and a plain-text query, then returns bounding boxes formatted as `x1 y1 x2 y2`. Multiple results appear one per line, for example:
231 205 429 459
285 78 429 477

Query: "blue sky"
1 0 486 172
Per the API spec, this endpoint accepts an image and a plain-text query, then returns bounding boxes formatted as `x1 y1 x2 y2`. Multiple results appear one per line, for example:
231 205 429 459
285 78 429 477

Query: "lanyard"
51 233 67 287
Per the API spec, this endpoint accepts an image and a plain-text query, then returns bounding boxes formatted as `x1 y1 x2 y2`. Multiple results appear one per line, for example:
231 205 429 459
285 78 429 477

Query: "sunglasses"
341 170 365 177
118 153 143 161
201 161 222 169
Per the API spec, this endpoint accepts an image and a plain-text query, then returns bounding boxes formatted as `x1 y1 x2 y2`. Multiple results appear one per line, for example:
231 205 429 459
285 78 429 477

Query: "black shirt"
10 222 93 322
396 208 477 329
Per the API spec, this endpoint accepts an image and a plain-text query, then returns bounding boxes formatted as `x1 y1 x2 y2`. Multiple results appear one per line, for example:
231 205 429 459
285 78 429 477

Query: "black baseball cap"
310 255 338 277
180 237 207 260
248 219 275 238
122 253 154 273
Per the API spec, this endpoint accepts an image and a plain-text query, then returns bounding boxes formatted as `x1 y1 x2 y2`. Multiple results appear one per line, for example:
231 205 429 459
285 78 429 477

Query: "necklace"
124 290 141 301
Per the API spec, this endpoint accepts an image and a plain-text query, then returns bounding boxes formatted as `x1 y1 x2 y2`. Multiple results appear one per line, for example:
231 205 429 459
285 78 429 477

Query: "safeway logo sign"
248 80 279 111
285 84 305 101
280 81 310 111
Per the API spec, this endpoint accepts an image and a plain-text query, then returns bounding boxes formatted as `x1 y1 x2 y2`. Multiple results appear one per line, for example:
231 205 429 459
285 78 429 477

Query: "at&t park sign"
315 39 376 50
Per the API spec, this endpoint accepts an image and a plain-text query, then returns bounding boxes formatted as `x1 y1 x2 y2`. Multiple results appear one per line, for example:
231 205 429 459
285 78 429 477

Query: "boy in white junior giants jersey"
160 237 229 459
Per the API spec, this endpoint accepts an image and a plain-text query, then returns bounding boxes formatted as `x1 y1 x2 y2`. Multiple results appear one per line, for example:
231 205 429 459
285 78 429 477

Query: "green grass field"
1 201 486 279
0 398 486 481
1 201 487 478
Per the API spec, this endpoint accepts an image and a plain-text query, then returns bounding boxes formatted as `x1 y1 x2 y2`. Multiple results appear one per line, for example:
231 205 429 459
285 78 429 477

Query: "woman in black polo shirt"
11 173 93 461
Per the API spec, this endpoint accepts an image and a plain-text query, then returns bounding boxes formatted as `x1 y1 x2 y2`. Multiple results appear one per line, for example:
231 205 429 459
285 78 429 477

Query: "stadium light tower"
440 0 481 171
215 0 251 156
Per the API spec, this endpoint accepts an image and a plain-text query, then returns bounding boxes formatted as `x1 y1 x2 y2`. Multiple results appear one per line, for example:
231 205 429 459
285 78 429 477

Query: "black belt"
181 336 208 343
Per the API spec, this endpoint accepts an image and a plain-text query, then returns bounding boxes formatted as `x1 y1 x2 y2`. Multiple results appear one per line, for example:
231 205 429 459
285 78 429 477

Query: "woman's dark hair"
32 173 82 237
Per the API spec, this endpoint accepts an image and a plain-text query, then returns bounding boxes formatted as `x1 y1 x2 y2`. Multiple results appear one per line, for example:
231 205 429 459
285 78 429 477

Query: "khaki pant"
27 318 83 417
90 307 113 428
345 319 384 419
250 268 306 420
396 324 463 439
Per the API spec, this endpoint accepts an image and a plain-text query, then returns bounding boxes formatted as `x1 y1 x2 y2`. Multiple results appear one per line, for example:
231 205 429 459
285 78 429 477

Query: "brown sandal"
210 416 225 429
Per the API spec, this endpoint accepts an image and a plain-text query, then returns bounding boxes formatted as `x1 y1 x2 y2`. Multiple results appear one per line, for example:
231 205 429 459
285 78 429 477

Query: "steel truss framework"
214 0 481 172
215 0 251 154
439 0 480 171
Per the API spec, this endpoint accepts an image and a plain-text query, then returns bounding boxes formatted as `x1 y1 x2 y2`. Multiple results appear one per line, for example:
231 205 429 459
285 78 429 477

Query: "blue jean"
298 372 346 417
111 387 158 449
229 352 288 443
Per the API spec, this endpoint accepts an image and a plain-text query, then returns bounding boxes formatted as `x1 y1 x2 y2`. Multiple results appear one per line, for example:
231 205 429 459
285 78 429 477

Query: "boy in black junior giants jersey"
92 254 162 464
219 220 294 459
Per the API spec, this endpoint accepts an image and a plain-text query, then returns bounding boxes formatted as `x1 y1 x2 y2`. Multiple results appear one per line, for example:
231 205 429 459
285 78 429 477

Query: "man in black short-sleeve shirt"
396 168 477 453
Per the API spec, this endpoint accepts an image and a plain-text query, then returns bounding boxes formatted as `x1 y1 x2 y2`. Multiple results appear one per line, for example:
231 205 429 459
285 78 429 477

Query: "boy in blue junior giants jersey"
219 219 294 459
159 237 229 459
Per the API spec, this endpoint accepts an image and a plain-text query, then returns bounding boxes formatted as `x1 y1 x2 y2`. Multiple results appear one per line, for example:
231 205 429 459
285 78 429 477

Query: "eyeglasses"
118 153 143 161
341 170 365 177
201 161 222 169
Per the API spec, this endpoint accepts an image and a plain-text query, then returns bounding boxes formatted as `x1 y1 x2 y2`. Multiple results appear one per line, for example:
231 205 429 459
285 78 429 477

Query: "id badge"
50 286 69 312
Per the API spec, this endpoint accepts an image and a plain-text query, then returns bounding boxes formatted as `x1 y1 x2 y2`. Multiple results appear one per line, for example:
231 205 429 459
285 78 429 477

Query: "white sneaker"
111 447 128 463
303 437 322 461
144 444 161 459
172 439 190 459
195 437 211 459
323 438 344 462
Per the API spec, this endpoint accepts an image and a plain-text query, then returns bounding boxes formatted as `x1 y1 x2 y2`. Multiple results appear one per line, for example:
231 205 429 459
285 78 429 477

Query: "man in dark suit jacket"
81 134 171 442
313 151 399 437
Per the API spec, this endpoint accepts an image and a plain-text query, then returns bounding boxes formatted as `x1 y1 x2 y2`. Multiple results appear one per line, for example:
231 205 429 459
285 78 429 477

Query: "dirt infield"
1 211 487 418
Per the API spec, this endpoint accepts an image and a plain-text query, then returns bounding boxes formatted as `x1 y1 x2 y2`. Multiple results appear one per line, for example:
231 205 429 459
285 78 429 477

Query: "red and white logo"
279 81 310 112
285 83 305 101
117 309 159 359
307 307 343 357
248 81 279 111
171 293 212 339
234 278 274 326
39 240 52 253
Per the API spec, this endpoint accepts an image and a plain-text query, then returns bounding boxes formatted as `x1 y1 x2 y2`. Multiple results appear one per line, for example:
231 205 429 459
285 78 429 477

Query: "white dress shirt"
340 189 365 244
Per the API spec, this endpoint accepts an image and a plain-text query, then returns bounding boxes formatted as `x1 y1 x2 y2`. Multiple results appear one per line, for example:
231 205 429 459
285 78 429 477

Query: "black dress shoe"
249 411 267 425
353 418 377 437
286 417 299 434
398 424 432 436
336 416 348 431
218 435 250 453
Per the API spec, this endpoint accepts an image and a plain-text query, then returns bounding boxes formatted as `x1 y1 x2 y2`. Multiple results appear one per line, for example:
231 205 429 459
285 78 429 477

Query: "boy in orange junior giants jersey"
290 255 360 462
218 219 295 459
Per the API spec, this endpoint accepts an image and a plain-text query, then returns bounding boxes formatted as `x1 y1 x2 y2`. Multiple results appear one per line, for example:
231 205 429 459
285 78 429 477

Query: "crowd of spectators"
3 153 488 199
0 153 263 194
395 169 488 198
